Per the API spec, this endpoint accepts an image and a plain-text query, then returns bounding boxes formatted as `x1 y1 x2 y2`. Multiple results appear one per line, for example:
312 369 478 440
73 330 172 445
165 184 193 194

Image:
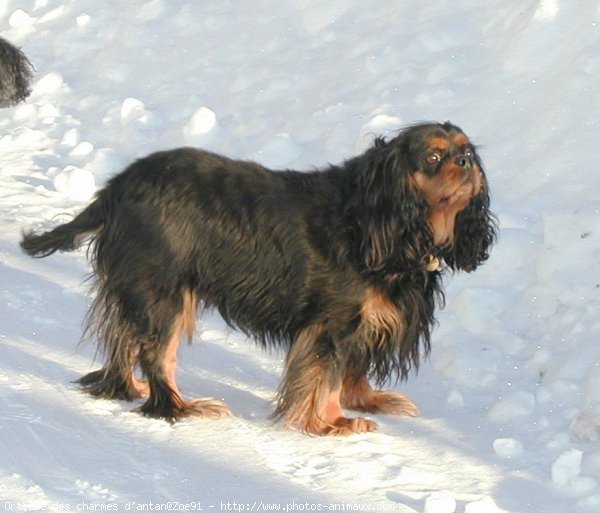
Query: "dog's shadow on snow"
1 257 279 425
177 332 281 422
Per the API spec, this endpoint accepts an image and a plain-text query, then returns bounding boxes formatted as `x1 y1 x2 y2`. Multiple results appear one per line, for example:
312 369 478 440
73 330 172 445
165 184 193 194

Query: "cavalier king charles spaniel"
21 121 496 435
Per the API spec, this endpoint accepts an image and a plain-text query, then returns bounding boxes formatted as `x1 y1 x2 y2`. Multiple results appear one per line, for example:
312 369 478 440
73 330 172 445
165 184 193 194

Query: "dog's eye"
464 148 475 159
426 153 441 166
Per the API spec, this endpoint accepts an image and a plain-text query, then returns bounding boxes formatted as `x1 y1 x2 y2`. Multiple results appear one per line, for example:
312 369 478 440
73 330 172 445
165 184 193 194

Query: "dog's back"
22 146 352 346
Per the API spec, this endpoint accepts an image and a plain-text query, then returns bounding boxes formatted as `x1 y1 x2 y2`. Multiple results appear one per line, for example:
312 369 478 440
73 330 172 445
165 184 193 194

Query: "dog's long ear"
347 138 433 274
443 162 497 272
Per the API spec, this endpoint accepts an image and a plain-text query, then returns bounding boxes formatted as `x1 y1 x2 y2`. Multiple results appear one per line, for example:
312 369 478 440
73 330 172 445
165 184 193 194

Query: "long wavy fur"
20 122 496 434
442 161 497 272
0 38 33 108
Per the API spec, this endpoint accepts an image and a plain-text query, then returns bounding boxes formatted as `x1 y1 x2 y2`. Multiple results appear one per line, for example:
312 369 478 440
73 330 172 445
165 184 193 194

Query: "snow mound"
52 165 96 201
551 449 583 488
120 97 149 124
183 106 218 144
492 438 524 459
355 113 403 152
423 491 456 513
32 72 68 97
186 106 217 135
464 497 504 513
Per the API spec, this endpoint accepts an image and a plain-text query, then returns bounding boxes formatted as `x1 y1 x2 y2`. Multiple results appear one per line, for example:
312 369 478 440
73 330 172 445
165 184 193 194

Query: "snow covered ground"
1 0 598 511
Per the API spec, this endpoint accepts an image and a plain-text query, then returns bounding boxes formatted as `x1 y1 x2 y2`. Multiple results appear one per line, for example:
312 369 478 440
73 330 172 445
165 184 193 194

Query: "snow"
0 0 598 511
463 497 503 513
423 492 456 513
551 449 583 488
492 438 524 460
52 165 96 202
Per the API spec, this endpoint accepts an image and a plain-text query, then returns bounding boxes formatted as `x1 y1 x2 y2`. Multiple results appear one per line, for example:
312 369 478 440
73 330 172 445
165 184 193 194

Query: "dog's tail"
20 198 104 258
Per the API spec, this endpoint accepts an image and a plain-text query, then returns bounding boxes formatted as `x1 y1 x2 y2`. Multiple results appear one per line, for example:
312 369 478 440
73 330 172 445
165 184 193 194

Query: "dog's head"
0 38 34 108
348 122 496 275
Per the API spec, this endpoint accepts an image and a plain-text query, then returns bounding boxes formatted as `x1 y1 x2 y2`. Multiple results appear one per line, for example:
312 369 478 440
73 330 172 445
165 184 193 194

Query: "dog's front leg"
274 325 378 435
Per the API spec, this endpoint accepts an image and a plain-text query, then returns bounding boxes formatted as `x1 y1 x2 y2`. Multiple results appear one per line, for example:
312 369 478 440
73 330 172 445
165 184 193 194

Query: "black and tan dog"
21 122 496 435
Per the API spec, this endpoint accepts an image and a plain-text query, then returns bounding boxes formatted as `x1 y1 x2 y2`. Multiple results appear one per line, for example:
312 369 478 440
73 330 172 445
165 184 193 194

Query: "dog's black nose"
455 154 472 168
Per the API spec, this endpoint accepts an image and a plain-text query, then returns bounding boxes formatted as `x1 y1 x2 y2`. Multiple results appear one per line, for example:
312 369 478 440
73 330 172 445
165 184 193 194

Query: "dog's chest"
359 288 404 337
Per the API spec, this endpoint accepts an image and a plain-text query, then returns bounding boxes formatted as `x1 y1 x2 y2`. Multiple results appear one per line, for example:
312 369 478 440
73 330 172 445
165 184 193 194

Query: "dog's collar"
424 255 441 272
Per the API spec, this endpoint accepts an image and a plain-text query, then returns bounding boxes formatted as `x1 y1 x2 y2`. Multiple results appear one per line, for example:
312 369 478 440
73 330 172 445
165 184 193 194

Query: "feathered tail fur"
20 199 104 257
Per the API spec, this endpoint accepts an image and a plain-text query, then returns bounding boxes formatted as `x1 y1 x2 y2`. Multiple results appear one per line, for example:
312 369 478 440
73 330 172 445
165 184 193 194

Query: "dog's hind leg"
135 290 231 423
77 359 148 401
275 325 378 435
77 296 148 401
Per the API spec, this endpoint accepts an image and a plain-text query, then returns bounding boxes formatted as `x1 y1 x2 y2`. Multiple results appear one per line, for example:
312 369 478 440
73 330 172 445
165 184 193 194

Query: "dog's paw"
135 397 232 423
186 398 233 419
324 416 378 436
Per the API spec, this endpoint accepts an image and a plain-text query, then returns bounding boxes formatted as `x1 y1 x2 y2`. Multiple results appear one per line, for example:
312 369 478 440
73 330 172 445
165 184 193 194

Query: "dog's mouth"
437 169 483 207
